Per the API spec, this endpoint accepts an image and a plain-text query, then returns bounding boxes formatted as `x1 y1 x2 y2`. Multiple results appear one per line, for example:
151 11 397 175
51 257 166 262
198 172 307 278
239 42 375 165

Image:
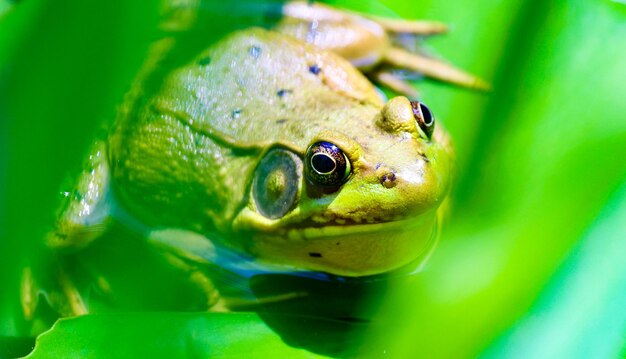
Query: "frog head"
233 94 453 277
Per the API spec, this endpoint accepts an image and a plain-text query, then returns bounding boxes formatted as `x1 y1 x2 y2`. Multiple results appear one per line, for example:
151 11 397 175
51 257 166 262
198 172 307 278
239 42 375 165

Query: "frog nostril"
375 164 398 188
381 173 397 188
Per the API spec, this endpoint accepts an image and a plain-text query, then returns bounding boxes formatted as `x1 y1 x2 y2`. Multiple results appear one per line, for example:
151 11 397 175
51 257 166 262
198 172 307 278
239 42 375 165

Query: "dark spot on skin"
231 109 242 119
308 64 321 75
420 153 430 163
309 252 323 258
375 163 382 170
276 119 287 124
198 56 211 66
335 242 340 246
276 89 292 97
249 46 262 58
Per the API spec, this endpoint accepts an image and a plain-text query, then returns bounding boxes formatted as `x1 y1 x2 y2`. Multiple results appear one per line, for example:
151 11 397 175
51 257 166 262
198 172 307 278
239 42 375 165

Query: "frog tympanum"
22 1 485 321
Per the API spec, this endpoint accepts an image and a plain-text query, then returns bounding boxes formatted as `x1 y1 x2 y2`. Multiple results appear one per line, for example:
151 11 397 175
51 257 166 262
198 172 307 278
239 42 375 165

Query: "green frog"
22 1 485 319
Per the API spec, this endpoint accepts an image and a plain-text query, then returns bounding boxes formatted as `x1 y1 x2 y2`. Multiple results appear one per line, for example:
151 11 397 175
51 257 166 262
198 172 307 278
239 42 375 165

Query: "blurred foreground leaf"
25 312 327 358
379 0 626 357
0 0 161 340
484 181 626 358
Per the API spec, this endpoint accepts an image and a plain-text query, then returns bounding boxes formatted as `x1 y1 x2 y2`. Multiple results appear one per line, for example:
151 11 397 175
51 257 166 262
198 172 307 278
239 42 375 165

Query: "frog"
21 1 485 321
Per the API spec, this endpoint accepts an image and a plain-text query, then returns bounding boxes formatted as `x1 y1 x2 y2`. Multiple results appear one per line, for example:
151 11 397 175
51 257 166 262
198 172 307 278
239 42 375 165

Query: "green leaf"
25 312 328 359
482 180 626 358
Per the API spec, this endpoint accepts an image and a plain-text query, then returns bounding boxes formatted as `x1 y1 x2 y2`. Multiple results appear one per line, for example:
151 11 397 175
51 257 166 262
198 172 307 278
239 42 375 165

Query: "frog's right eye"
304 142 351 188
410 101 435 139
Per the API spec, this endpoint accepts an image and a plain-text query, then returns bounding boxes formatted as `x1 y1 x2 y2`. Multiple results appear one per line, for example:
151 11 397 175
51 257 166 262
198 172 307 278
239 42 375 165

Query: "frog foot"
278 1 489 97
21 263 93 322
161 252 222 310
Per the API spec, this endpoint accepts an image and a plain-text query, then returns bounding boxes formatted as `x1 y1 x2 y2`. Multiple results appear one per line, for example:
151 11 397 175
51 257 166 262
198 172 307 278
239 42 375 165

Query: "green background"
1 0 625 357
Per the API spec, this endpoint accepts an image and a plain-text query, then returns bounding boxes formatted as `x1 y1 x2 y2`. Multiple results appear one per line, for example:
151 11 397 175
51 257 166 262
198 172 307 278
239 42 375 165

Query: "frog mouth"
282 213 435 240
231 206 440 276
233 206 438 240
285 218 421 240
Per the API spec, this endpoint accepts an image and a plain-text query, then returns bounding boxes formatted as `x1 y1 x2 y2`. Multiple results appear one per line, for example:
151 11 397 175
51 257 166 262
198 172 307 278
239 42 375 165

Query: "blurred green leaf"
376 0 626 357
483 180 626 358
25 312 327 358
0 0 162 340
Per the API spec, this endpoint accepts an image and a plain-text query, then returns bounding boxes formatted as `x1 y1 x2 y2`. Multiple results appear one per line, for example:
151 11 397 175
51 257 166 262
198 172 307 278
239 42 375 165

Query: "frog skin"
22 1 484 319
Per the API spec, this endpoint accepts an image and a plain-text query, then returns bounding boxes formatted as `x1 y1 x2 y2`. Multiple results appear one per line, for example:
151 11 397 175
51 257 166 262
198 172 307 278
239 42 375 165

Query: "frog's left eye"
305 142 351 188
410 101 435 139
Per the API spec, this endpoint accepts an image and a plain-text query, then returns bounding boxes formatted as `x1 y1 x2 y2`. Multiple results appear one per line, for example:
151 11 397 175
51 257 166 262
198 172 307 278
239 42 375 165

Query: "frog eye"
304 142 351 188
253 149 301 219
410 101 435 139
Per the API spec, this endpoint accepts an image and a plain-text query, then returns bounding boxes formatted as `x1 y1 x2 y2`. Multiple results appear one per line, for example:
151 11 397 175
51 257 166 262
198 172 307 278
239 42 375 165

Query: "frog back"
155 28 385 147
108 28 384 233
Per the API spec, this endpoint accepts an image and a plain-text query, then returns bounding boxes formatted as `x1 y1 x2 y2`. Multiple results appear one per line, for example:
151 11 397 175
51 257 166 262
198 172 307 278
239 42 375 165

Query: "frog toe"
371 70 420 99
20 267 38 321
54 265 89 316
370 17 448 35
22 262 89 325
383 46 491 90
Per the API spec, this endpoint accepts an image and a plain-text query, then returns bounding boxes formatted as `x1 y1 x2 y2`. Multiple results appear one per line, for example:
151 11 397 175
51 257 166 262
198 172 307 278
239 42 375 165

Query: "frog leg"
22 140 113 320
160 251 222 310
21 260 90 322
155 245 300 313
159 251 298 313
367 15 490 92
46 140 112 250
55 263 89 316
148 229 309 311
278 1 488 94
